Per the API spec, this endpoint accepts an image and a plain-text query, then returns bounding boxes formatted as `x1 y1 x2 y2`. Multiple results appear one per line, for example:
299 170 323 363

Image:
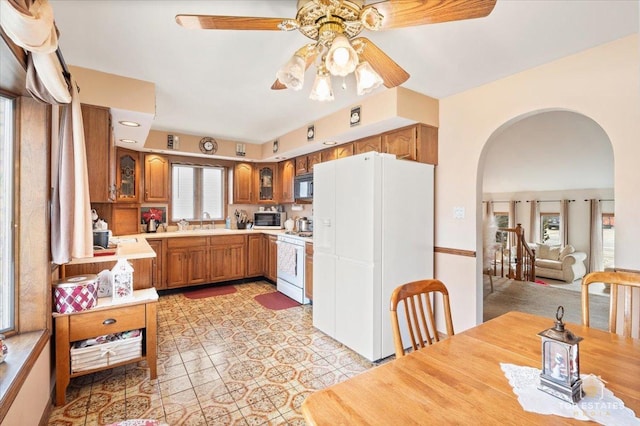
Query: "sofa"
533 244 587 283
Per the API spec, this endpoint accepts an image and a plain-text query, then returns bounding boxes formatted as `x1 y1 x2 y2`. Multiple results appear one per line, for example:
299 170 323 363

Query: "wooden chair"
582 271 640 338
389 279 454 358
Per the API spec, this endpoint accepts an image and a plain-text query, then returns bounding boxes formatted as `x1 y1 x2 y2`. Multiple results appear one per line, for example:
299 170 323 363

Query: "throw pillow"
559 245 575 260
548 246 562 260
537 244 550 260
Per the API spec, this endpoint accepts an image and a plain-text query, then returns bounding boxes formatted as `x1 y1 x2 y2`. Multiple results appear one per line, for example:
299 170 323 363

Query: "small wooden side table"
52 288 158 406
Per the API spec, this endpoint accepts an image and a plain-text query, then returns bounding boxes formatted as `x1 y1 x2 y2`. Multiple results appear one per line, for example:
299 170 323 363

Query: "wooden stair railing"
489 224 536 282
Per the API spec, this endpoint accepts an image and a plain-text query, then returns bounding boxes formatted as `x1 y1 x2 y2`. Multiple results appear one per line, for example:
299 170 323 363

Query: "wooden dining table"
302 311 640 425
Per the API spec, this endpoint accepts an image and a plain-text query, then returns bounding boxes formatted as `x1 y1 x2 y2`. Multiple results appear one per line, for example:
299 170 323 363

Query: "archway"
476 109 614 323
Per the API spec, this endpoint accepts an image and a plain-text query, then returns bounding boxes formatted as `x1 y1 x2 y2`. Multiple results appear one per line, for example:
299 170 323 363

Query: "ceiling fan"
176 0 497 101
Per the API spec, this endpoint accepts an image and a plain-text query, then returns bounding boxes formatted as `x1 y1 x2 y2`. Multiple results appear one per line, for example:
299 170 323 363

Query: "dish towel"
277 242 297 277
501 363 639 425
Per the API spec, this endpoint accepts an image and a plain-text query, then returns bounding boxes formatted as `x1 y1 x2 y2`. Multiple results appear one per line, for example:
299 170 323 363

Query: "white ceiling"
50 1 639 145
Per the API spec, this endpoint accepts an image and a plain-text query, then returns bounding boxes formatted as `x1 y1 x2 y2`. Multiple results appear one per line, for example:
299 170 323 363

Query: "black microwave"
253 211 286 229
294 173 313 201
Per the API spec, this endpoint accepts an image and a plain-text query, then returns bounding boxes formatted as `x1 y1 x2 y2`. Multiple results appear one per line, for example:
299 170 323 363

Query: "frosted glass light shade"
276 54 306 91
325 34 358 77
309 71 334 102
355 61 383 95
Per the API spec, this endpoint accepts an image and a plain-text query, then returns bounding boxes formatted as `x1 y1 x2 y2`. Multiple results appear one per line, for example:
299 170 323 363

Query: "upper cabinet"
295 156 308 176
233 162 254 204
306 151 323 173
322 143 353 162
115 147 140 202
144 154 169 203
257 163 277 204
82 104 115 202
382 124 438 164
353 135 381 155
279 159 295 203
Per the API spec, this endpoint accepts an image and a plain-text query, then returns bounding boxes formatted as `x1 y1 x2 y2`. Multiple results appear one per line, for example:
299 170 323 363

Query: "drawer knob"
103 318 117 325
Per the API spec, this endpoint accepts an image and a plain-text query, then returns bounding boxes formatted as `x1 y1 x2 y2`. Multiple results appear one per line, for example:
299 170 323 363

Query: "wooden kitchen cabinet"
234 162 254 204
256 163 277 204
279 159 295 203
147 238 165 290
166 237 209 288
354 135 382 155
322 143 354 162
209 235 246 282
111 203 141 236
61 257 153 290
295 156 308 175
305 242 313 300
144 154 169 203
115 147 140 202
382 124 438 164
306 151 322 172
82 104 115 202
265 234 278 282
53 289 158 406
247 234 265 277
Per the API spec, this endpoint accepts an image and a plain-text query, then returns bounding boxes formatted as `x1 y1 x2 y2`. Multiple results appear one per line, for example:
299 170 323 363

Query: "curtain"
529 200 540 243
508 200 517 246
589 199 603 273
559 199 569 247
486 201 494 218
1 0 92 262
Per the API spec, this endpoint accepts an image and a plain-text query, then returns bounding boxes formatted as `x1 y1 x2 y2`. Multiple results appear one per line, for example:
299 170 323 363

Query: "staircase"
489 224 536 282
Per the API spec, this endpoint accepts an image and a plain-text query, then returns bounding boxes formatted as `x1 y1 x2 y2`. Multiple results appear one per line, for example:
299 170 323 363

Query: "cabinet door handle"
103 318 117 325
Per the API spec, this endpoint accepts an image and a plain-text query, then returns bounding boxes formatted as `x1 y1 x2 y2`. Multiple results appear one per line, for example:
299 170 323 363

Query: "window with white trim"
0 94 15 333
171 164 224 222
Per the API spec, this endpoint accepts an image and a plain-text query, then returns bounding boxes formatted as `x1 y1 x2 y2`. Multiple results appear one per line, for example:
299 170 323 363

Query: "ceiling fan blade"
353 37 409 88
176 14 288 30
271 44 320 91
367 0 497 30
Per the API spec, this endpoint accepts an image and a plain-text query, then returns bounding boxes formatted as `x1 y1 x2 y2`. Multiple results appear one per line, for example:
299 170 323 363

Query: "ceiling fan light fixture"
309 67 334 102
325 34 359 77
355 60 383 95
276 54 306 91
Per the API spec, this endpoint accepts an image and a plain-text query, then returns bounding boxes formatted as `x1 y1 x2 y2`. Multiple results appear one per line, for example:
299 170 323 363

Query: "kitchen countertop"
67 228 312 266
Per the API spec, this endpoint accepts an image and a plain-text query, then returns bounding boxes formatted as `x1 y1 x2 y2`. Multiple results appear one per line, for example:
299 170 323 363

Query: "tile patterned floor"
47 281 376 425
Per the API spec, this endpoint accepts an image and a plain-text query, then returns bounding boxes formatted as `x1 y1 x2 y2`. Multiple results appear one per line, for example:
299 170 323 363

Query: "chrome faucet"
201 211 211 229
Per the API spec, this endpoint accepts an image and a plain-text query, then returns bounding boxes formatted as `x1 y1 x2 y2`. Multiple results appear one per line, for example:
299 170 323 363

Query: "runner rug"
254 291 300 310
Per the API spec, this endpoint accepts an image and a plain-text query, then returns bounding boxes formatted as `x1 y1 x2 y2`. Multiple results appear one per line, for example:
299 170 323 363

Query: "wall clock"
199 137 218 155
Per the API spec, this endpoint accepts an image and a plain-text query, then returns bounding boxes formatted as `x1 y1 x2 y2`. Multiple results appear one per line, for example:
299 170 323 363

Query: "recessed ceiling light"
120 139 137 144
274 156 286 160
323 141 337 145
119 120 140 127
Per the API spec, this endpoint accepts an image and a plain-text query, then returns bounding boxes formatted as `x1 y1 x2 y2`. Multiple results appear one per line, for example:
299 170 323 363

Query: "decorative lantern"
111 259 134 301
538 306 584 403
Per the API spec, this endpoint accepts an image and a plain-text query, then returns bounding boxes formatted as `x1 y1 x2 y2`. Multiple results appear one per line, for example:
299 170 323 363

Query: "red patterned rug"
534 280 549 286
183 285 237 299
254 292 300 310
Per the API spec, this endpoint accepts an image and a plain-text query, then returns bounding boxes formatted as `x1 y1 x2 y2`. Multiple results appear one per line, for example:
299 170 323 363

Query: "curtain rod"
526 200 575 203
482 200 520 203
583 199 614 202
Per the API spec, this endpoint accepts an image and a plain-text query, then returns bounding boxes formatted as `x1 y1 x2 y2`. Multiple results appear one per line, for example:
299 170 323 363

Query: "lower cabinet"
62 258 153 290
247 234 265 277
305 242 313 300
209 235 247 282
147 238 165 290
166 237 209 288
265 235 278 282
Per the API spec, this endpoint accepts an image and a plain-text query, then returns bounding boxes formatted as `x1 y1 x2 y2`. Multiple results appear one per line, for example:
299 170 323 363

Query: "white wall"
434 35 640 331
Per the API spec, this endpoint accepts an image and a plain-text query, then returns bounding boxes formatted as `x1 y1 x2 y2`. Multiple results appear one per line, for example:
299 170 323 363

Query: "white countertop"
67 229 312 266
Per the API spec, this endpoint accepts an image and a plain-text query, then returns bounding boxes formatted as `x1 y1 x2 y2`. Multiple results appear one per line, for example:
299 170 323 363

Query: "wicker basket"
71 334 142 373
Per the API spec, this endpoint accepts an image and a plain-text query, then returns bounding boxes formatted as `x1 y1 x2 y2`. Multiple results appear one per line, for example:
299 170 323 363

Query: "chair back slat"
582 271 640 338
390 279 454 357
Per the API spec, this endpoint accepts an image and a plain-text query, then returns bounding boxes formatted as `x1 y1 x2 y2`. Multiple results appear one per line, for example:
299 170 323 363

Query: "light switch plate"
454 207 465 219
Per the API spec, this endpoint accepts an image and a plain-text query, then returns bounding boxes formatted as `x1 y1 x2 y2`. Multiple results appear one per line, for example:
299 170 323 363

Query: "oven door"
276 240 304 287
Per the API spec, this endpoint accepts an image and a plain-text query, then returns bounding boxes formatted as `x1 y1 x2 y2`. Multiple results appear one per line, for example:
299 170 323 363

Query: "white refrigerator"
313 152 434 361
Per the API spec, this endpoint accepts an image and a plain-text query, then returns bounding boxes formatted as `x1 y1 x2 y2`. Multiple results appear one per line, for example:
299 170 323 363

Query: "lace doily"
501 363 639 425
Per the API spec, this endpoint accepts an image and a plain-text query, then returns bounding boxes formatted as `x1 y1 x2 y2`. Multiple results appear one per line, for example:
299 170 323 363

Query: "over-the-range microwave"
294 173 313 201
253 211 287 229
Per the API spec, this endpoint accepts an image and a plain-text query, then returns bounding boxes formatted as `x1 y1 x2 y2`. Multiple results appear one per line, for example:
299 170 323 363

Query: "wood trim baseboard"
434 246 476 257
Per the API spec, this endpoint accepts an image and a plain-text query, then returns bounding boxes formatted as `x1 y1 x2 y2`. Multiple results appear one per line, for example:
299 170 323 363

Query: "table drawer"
69 305 146 342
